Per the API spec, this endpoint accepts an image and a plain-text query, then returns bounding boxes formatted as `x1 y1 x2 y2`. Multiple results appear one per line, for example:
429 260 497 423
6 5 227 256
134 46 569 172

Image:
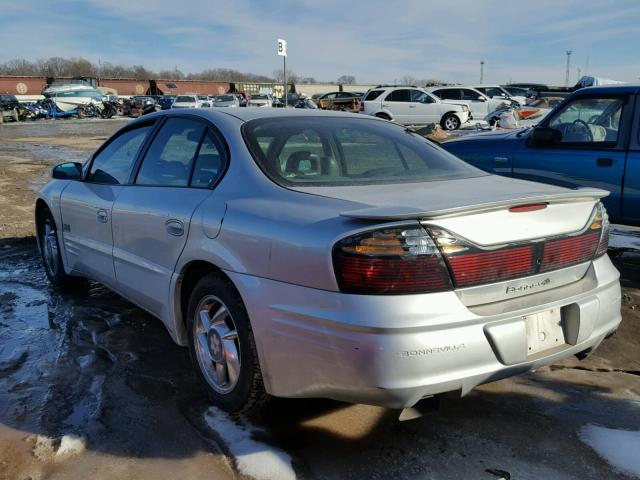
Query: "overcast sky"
2 0 639 85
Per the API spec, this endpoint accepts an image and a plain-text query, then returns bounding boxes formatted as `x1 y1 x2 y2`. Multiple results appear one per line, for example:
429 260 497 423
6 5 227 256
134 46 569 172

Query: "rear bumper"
228 256 621 408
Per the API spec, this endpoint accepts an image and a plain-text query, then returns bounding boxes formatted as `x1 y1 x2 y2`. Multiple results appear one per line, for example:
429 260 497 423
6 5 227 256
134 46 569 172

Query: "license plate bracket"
524 308 565 356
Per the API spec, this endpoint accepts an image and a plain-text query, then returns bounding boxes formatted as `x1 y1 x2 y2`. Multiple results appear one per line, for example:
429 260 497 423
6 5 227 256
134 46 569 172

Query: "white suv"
360 86 470 130
425 86 512 120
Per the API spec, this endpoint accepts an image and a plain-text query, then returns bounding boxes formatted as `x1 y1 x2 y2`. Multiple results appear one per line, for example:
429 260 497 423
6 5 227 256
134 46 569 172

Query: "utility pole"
565 50 572 86
479 60 485 84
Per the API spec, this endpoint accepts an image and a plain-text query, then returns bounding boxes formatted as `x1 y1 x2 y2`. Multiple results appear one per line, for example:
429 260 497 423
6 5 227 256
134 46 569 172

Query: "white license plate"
524 308 565 356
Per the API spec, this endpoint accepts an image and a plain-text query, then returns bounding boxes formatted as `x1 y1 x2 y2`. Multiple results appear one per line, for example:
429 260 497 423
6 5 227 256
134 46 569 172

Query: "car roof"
132 107 367 125
574 84 640 95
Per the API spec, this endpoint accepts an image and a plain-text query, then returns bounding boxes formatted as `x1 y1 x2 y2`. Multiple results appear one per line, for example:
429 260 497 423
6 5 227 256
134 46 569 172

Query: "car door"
111 116 228 317
381 89 411 123
409 89 439 124
512 94 631 221
460 88 489 118
59 122 154 286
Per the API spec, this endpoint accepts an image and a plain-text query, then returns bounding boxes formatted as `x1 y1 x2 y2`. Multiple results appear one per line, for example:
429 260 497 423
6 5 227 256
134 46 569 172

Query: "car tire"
187 273 269 414
441 113 461 131
37 207 85 289
375 112 391 121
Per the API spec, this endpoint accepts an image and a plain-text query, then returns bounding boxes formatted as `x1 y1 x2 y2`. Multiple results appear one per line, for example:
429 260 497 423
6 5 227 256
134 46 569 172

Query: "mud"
0 120 639 480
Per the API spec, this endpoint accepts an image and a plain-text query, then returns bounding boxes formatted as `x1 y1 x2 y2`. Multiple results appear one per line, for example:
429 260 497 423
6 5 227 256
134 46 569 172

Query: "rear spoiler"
340 188 609 221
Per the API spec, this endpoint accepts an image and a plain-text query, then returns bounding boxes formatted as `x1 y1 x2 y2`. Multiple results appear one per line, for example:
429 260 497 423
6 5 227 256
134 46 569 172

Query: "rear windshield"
175 96 195 102
250 94 269 100
215 95 235 101
242 117 484 186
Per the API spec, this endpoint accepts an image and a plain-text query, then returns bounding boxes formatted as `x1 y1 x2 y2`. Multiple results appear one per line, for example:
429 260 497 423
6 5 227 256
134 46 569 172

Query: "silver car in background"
248 94 272 108
35 109 621 414
171 94 210 109
213 94 240 108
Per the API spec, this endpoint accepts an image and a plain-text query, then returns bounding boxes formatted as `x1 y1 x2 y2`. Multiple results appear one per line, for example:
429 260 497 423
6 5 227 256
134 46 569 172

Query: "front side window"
88 125 153 184
385 89 411 102
461 89 482 101
410 90 430 103
243 117 484 186
548 97 624 144
136 118 206 186
481 87 505 97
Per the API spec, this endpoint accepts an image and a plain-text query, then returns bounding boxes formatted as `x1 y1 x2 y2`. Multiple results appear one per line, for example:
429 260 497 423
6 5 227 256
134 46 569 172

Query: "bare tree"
337 75 356 84
272 69 299 84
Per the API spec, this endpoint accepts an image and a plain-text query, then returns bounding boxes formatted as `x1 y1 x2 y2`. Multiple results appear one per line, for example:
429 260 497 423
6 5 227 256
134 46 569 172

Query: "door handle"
165 219 184 237
596 158 615 167
409 105 416 108
96 209 108 223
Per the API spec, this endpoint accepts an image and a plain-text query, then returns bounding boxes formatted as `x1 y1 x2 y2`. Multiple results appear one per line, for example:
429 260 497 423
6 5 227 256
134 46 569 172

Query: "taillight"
429 202 608 289
333 226 452 294
594 202 610 257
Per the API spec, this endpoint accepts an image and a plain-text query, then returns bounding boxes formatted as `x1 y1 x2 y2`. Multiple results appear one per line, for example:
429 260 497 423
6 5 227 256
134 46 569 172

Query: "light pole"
480 61 485 84
565 50 572 87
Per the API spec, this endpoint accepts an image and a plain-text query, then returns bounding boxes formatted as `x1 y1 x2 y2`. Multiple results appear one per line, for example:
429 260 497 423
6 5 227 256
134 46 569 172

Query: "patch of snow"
56 434 86 458
204 407 296 480
579 424 640 477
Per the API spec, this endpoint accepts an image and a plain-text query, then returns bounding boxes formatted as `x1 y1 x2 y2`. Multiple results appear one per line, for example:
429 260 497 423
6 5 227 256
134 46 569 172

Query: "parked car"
158 95 177 110
124 96 158 117
502 86 531 104
0 93 20 122
232 92 248 107
248 94 272 108
361 85 471 130
441 84 640 226
472 85 525 106
213 94 240 108
35 108 621 414
172 94 209 109
426 86 513 121
313 91 361 110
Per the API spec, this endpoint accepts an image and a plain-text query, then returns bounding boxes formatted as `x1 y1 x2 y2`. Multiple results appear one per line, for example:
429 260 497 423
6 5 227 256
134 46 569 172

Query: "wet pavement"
0 120 639 480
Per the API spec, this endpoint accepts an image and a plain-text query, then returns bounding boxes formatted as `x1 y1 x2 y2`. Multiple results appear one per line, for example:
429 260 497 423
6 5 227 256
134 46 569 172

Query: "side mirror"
478 97 487 102
529 127 562 147
52 162 82 180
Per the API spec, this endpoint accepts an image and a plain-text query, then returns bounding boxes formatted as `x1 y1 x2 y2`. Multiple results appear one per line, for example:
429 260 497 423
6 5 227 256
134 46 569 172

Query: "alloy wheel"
193 295 241 394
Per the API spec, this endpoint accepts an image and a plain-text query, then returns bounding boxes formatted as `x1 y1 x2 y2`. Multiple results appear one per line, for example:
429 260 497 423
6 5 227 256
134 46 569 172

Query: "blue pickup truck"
441 84 640 226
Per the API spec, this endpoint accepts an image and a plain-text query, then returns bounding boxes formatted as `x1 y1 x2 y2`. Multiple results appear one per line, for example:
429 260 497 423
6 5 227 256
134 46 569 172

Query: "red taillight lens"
540 231 600 272
447 245 535 287
333 226 452 294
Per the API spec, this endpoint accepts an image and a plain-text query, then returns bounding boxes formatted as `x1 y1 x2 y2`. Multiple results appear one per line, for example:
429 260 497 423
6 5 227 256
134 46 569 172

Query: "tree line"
0 56 361 85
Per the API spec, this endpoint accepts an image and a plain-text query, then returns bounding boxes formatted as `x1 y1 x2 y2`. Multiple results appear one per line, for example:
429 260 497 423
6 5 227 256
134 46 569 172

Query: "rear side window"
364 90 384 101
243 117 483 186
136 118 206 186
385 89 411 102
191 131 226 188
434 89 460 100
88 125 153 184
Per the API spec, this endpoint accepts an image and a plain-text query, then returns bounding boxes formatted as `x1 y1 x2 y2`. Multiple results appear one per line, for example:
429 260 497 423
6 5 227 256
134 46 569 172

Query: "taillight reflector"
336 255 451 294
540 232 600 272
447 245 535 287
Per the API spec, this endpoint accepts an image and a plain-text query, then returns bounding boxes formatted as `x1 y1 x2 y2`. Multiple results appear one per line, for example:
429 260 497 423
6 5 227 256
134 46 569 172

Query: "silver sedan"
35 108 621 414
